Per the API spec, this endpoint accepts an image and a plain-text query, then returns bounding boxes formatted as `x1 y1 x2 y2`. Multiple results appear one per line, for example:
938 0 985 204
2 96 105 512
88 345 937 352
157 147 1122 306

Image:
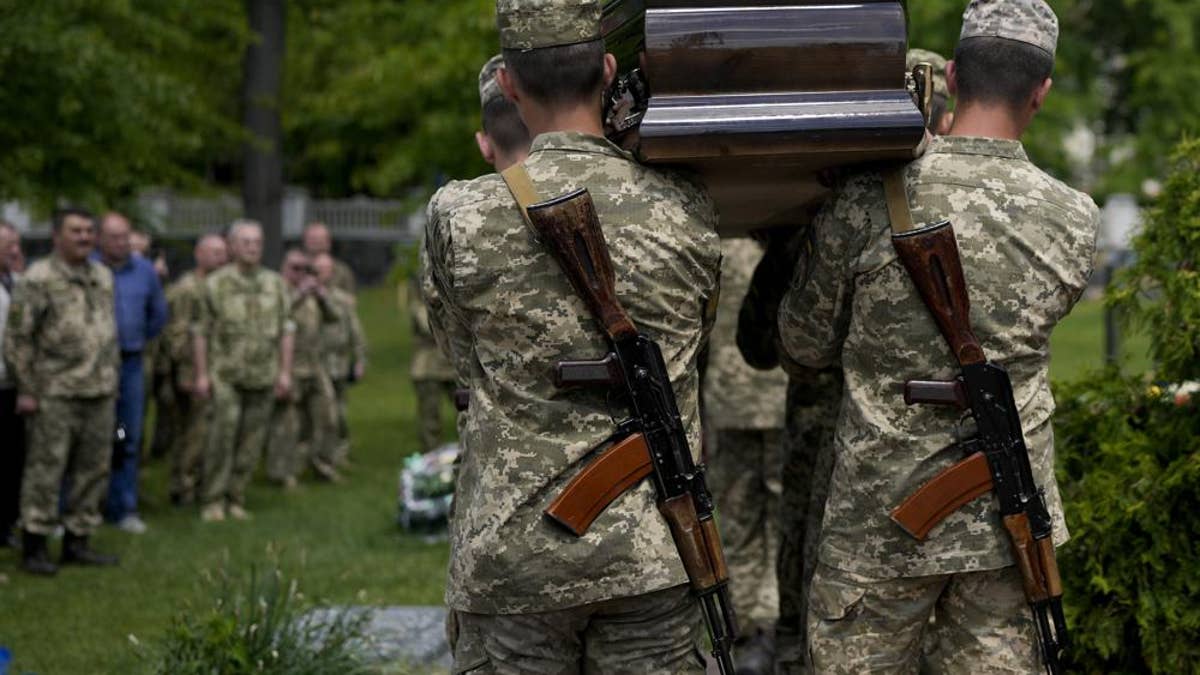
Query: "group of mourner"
420 0 1099 673
0 216 367 575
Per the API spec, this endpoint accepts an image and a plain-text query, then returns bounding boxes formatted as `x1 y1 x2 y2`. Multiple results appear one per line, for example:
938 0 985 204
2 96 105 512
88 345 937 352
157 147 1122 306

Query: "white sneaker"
115 514 149 534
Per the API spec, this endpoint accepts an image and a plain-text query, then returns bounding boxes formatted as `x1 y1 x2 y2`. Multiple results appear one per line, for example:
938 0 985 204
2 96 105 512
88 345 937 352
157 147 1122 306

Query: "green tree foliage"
0 1 248 211
284 0 494 197
1054 138 1200 672
1108 138 1200 381
909 0 1200 197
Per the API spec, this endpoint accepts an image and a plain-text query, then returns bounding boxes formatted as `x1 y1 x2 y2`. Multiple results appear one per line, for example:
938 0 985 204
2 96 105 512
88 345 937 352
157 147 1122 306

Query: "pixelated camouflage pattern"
778 135 1098 578
409 277 456 382
448 584 703 673
4 257 118 399
425 131 720 613
479 54 506 107
906 48 949 99
20 395 115 536
703 239 787 430
197 265 293 389
960 0 1058 57
419 244 472 385
266 372 338 481
807 563 1042 673
496 0 601 50
164 271 206 386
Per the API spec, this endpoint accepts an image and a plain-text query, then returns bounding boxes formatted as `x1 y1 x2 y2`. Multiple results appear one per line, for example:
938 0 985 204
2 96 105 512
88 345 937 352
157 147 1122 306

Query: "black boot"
734 627 776 675
60 532 119 566
20 531 58 576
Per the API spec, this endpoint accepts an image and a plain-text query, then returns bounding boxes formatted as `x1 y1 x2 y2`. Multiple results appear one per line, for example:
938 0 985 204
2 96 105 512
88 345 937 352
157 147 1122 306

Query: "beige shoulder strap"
500 163 541 225
883 166 916 234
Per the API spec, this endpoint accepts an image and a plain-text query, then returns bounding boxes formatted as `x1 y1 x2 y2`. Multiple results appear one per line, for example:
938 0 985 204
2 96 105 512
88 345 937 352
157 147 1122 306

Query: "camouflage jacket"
704 239 788 430
426 131 721 613
289 288 336 379
408 275 455 383
778 136 1099 577
3 257 119 399
197 265 294 389
418 242 471 386
165 271 205 385
332 257 356 295
322 288 365 382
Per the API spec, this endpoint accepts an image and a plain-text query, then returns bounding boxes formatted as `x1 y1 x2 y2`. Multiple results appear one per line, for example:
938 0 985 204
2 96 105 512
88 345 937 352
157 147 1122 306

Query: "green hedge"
1054 137 1200 673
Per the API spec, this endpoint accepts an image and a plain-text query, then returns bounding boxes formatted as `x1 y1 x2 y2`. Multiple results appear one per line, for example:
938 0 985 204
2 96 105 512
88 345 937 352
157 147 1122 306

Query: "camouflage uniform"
778 31 1098 669
266 289 338 481
331 257 356 296
427 6 720 664
197 265 294 508
160 271 209 502
736 230 843 673
4 257 118 536
703 238 788 634
322 287 365 465
408 276 456 453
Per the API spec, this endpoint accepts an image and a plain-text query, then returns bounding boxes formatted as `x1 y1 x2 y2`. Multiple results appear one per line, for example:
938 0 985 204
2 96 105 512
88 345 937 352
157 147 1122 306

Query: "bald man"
301 222 355 295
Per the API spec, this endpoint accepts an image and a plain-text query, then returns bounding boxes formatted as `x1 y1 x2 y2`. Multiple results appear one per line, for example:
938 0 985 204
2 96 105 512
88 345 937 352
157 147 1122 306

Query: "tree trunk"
242 0 286 267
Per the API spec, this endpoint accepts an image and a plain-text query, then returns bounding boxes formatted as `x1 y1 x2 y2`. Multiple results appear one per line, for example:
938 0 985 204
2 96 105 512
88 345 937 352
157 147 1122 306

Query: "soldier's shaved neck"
497 46 616 139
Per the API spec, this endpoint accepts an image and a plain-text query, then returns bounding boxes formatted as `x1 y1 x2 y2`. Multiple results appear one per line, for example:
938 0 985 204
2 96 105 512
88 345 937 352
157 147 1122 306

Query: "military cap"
479 54 506 107
496 0 601 51
959 0 1058 58
906 48 949 99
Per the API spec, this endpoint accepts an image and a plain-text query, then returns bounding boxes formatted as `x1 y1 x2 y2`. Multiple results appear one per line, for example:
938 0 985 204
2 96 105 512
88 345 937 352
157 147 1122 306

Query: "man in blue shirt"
94 212 167 533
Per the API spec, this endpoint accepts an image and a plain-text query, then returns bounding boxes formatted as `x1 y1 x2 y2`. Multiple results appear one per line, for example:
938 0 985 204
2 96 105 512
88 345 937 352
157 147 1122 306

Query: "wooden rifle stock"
891 220 985 367
545 433 654 536
525 189 637 341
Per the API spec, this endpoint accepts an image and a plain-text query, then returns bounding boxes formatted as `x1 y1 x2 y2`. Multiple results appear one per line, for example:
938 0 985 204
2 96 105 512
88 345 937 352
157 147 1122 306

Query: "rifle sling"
885 165 993 537
501 163 541 226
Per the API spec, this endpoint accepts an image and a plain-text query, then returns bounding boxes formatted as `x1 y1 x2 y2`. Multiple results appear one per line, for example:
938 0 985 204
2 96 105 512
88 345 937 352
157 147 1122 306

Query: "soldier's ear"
497 66 520 105
602 53 618 89
475 131 496 167
945 60 958 97
1030 77 1052 113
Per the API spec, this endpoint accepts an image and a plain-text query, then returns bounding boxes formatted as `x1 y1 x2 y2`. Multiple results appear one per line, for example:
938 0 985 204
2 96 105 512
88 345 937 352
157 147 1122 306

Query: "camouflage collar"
928 135 1028 161
50 255 98 285
528 131 631 161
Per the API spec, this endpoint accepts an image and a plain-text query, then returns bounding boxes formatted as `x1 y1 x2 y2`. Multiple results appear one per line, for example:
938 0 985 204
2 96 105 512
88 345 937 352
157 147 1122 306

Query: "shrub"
1055 372 1200 673
1108 137 1200 381
1055 137 1200 673
140 564 373 675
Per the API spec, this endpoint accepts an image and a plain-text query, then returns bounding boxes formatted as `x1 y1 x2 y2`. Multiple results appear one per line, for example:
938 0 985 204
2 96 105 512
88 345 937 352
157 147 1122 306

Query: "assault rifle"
523 188 738 675
888 220 1068 675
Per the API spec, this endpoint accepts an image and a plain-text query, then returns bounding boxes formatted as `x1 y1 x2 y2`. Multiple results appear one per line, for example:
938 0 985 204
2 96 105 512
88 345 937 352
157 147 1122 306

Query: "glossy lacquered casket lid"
603 0 926 233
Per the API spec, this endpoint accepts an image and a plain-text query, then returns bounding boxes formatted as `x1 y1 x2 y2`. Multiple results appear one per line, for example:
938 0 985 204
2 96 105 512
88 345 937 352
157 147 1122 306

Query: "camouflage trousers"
202 379 274 507
414 378 454 454
148 364 178 461
20 395 115 536
777 369 842 674
448 584 705 674
807 563 1042 674
169 388 210 504
330 378 351 465
265 374 338 482
708 427 784 632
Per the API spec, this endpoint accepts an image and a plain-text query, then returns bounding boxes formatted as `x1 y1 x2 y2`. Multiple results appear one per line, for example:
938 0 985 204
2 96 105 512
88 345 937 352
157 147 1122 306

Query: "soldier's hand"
274 372 292 400
353 360 366 381
16 394 38 415
193 374 212 400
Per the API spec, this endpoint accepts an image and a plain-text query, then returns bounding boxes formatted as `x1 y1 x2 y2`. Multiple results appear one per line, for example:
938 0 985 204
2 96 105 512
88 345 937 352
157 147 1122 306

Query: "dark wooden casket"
602 0 925 233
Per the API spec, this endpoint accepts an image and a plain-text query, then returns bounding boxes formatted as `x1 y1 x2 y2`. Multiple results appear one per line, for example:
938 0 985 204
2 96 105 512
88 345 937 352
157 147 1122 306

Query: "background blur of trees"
0 0 1196 211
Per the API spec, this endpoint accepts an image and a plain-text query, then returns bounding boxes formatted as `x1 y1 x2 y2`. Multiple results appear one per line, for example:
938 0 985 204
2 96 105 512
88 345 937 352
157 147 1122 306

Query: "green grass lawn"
0 289 1146 674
